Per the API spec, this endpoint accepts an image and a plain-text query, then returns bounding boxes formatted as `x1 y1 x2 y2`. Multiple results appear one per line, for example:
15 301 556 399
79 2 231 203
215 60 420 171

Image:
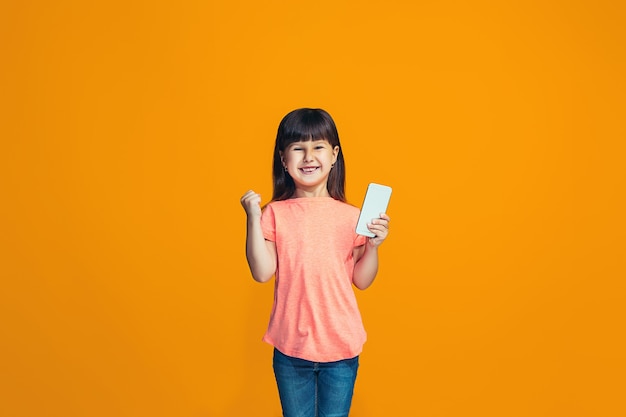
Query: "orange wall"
1 1 625 416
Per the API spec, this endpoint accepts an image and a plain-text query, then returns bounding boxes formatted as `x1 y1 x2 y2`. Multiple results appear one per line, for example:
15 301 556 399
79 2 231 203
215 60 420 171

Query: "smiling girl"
240 108 390 417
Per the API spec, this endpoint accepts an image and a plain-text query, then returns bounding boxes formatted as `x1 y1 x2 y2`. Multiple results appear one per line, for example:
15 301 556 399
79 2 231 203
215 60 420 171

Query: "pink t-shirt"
261 197 368 362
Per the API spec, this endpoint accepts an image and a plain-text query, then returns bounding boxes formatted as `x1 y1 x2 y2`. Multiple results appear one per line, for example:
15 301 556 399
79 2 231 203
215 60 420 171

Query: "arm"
241 190 277 283
352 213 390 290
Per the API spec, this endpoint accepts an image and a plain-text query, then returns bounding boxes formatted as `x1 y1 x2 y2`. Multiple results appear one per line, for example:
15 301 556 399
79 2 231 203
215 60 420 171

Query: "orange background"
1 1 625 416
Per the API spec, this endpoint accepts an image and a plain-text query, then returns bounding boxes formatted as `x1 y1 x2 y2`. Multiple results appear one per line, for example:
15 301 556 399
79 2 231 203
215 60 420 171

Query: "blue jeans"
273 348 359 417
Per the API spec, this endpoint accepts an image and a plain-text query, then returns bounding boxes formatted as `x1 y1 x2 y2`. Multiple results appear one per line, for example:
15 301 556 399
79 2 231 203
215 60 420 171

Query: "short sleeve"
260 204 276 242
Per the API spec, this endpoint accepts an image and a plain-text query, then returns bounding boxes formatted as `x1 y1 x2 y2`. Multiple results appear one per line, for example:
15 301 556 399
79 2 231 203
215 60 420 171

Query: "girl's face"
280 139 339 197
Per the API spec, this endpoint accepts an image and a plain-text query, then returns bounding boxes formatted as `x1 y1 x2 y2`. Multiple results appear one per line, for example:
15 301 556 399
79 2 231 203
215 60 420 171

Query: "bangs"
277 108 339 149
283 122 329 143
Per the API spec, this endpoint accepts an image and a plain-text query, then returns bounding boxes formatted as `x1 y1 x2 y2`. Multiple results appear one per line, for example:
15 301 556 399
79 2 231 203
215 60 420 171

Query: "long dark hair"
271 108 346 202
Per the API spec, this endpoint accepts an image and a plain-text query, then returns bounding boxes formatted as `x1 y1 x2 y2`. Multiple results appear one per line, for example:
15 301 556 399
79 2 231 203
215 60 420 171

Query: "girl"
240 108 390 417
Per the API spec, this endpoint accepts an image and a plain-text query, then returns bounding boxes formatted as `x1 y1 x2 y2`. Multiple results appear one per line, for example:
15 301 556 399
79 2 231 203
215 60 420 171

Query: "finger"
244 198 261 210
241 190 260 203
370 218 389 229
241 190 255 199
368 230 386 244
240 193 261 211
367 224 388 237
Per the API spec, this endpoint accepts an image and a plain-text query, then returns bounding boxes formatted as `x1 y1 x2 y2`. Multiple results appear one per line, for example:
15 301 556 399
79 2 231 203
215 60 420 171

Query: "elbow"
251 264 276 283
353 277 374 291
246 255 276 284
252 272 274 283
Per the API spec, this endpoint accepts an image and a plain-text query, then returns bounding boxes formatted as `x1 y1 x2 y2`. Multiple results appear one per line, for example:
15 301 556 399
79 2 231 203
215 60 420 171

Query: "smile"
299 167 320 174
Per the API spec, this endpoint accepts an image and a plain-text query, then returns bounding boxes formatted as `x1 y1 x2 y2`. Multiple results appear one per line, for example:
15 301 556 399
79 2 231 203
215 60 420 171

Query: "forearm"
245 218 276 283
352 244 379 290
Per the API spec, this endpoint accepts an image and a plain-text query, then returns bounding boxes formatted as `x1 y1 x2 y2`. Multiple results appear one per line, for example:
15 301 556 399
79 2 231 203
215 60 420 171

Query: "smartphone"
356 183 392 237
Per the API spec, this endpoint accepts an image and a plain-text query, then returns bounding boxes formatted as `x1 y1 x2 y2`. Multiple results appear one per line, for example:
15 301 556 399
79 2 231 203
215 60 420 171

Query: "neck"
294 185 331 198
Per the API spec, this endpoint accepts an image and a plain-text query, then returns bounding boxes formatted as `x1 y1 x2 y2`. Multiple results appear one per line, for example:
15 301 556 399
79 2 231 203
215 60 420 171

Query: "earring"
284 166 288 172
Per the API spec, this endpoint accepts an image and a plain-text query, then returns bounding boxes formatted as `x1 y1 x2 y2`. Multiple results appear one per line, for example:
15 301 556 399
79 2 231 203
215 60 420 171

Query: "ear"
279 151 285 166
332 146 340 164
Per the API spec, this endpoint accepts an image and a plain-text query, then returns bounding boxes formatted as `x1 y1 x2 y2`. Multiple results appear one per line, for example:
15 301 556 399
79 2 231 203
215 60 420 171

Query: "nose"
303 148 314 162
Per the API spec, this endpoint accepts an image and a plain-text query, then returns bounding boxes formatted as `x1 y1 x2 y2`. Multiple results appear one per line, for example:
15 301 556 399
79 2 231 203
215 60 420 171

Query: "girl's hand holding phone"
367 213 390 247
356 183 392 247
